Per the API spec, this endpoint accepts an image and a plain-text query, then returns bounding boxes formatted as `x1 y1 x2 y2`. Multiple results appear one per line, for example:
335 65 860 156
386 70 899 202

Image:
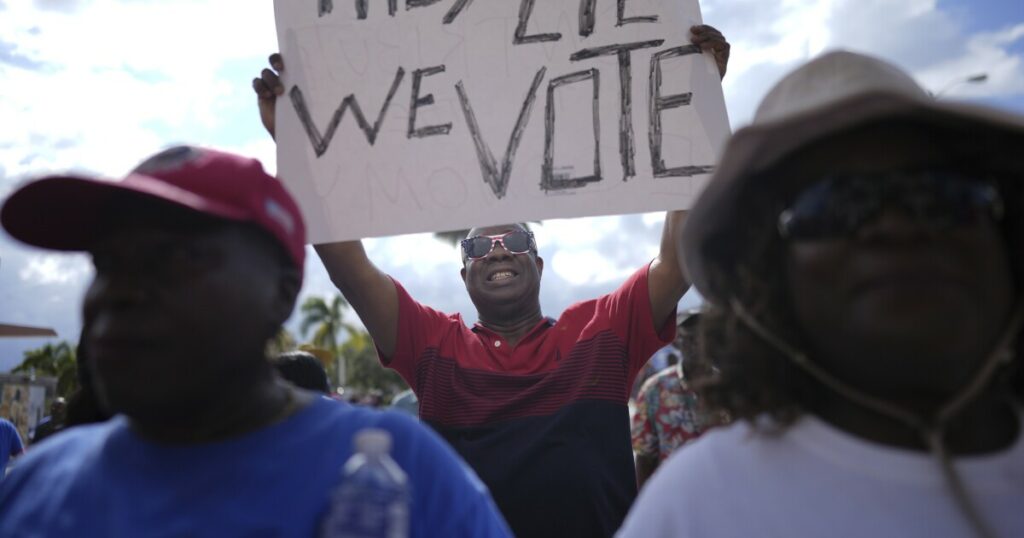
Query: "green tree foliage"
297 293 409 396
340 330 407 398
299 295 356 387
266 327 298 357
299 295 353 351
13 341 78 398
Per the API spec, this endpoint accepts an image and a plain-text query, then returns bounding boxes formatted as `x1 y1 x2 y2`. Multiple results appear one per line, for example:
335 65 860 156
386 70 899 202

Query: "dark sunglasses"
777 170 1004 241
461 230 536 259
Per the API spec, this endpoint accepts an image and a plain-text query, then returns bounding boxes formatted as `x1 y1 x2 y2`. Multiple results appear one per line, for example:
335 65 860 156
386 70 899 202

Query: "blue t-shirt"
0 397 511 537
0 418 24 476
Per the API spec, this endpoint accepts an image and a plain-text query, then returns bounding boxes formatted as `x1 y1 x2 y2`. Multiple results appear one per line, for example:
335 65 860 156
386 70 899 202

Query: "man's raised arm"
646 25 730 329
314 242 399 357
647 210 690 330
253 54 400 358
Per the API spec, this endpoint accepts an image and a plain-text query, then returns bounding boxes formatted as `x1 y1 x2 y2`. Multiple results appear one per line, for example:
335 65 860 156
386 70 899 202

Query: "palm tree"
266 327 298 357
299 295 356 387
13 341 78 398
342 329 407 398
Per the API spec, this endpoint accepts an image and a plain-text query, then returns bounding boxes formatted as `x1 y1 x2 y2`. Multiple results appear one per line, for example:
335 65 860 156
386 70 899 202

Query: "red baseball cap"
1 146 307 272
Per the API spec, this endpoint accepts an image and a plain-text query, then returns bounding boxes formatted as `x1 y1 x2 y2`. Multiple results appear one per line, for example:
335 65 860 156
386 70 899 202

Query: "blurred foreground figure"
0 146 510 537
62 327 114 428
620 52 1024 538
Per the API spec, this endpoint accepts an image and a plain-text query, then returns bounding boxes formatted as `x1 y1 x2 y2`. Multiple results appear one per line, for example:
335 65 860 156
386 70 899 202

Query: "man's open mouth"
487 270 518 282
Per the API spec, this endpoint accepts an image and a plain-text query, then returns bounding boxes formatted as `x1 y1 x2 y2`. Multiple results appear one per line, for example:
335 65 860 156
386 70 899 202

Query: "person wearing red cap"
0 146 512 537
253 25 731 538
618 52 1024 537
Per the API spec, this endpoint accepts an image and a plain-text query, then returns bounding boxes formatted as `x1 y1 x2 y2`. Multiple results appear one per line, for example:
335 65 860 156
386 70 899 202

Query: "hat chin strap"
729 297 1023 538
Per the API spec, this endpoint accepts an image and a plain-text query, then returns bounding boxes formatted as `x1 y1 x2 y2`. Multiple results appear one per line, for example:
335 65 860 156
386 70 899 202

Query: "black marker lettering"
406 0 442 9
455 67 546 199
542 68 601 192
578 0 596 37
570 40 663 180
443 0 473 23
408 65 453 138
319 0 332 17
289 67 406 157
514 0 561 44
617 0 658 26
354 0 397 19
649 45 713 177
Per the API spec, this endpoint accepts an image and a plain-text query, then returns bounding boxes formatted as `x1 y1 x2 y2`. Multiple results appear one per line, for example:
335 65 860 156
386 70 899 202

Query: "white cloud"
18 253 91 285
0 0 278 181
33 0 83 13
641 211 664 227
365 233 458 273
551 248 632 286
709 0 1024 127
917 23 1024 98
541 215 658 285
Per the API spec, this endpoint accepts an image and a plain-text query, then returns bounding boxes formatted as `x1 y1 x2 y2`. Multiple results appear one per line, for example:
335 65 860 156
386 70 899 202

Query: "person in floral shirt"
631 311 726 488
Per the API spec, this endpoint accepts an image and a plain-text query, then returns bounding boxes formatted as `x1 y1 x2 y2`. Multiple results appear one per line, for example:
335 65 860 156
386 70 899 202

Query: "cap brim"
684 91 1024 305
1 173 249 251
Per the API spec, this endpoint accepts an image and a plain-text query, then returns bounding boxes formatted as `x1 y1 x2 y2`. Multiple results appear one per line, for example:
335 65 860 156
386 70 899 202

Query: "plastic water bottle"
320 428 411 538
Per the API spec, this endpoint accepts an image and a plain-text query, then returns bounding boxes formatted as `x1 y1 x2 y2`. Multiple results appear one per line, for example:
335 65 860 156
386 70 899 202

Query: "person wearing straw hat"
0 146 511 537
618 51 1024 538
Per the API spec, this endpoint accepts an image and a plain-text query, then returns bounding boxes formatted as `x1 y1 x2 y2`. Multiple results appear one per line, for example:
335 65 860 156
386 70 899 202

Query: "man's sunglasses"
777 170 1004 241
461 230 536 259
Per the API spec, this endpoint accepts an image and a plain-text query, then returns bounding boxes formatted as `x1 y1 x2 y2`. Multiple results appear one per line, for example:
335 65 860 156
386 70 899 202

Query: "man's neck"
810 389 1020 455
478 307 545 346
129 375 312 445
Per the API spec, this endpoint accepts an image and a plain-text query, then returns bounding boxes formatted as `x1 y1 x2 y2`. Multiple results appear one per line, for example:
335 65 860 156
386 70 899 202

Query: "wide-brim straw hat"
683 50 1024 306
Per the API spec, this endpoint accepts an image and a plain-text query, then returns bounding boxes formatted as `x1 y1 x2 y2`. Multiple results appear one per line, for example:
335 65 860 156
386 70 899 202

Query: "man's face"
676 326 708 381
460 224 543 315
83 213 294 424
781 125 1015 400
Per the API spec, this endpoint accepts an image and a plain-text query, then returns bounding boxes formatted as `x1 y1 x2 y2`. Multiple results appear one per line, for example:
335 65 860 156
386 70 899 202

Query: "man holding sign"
255 4 729 535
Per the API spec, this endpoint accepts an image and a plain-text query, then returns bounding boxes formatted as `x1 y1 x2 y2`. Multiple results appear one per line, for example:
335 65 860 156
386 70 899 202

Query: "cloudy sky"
1 0 1022 372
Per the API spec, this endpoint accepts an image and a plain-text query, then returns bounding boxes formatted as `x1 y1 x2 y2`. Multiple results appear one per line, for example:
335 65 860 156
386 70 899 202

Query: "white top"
617 414 1024 538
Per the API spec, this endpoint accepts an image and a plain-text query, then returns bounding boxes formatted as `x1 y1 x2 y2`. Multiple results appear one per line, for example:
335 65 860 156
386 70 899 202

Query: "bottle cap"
354 428 392 455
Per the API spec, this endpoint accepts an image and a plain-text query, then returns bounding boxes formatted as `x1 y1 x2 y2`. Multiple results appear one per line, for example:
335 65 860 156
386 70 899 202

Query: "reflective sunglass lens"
779 172 1002 241
468 236 494 258
462 231 534 258
503 231 532 253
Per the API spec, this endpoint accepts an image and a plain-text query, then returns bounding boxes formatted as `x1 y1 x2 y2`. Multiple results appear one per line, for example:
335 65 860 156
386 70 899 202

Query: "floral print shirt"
631 366 720 462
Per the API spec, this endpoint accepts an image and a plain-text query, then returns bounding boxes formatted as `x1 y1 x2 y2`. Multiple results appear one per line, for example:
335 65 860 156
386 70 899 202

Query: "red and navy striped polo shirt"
382 264 674 538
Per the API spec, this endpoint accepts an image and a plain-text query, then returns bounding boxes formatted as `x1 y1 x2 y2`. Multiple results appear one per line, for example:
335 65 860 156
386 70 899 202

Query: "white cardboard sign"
274 0 730 242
